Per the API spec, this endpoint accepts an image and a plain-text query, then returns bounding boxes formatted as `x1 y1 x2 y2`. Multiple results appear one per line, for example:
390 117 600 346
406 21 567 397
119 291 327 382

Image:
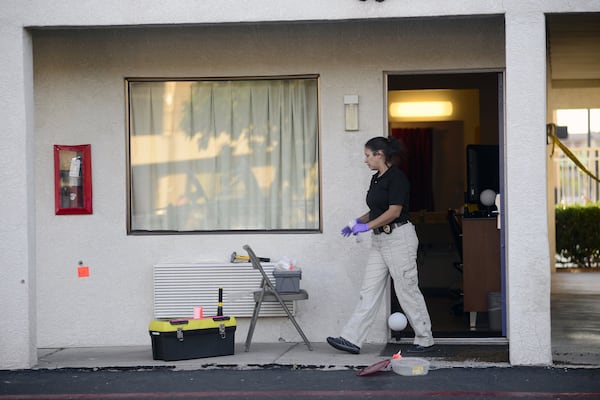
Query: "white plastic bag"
274 256 300 271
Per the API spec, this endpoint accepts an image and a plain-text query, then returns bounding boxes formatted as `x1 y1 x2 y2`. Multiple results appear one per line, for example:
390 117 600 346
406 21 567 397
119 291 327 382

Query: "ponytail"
365 136 405 165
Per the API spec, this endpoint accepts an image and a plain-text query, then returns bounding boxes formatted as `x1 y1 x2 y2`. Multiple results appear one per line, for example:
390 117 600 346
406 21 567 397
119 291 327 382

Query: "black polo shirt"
366 165 411 223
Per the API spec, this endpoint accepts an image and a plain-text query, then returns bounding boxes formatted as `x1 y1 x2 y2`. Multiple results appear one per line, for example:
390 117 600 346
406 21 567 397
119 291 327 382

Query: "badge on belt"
382 224 392 234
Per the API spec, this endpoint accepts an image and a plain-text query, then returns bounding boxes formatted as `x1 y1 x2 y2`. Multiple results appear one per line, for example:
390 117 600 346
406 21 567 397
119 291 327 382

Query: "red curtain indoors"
391 128 434 212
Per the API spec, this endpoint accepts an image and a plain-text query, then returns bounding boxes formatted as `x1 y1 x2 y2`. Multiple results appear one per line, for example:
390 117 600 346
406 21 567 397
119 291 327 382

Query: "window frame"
124 75 322 235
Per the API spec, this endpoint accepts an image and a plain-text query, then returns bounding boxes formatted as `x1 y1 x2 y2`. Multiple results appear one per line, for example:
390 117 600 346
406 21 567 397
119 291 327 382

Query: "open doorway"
386 72 505 340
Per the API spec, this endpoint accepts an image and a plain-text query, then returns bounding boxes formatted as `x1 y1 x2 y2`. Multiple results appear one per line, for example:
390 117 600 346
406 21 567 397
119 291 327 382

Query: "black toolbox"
148 316 236 361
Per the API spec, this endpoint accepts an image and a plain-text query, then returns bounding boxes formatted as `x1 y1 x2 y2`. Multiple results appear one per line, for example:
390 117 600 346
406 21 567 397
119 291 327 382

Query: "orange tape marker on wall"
77 261 90 278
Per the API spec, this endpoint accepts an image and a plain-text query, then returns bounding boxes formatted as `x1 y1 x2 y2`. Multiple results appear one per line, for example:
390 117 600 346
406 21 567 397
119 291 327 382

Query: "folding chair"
243 244 312 352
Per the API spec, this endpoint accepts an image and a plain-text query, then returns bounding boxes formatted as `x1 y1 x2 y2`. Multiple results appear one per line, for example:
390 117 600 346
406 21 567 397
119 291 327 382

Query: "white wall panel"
153 263 294 318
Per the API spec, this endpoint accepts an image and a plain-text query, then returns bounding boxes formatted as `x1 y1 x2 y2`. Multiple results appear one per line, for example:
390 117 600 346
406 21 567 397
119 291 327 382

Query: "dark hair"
365 136 405 165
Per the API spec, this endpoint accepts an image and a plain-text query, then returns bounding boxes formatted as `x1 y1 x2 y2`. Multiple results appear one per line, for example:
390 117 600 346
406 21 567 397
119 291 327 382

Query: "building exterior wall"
2 0 600 369
504 11 551 365
0 17 37 369
31 16 505 346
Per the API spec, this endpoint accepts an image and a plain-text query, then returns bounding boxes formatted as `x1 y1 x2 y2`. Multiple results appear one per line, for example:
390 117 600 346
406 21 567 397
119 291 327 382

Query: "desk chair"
447 209 464 315
447 208 463 273
243 244 313 352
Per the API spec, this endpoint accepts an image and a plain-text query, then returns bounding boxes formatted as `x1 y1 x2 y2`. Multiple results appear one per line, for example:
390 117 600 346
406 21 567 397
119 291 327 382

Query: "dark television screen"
466 144 499 204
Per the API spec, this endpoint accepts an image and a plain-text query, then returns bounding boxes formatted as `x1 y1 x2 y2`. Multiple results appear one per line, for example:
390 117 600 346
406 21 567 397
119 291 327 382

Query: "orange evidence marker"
78 265 90 278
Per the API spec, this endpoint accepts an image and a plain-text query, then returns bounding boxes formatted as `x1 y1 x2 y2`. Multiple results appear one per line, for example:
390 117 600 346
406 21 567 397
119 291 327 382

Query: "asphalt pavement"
1 364 600 399
1 342 599 400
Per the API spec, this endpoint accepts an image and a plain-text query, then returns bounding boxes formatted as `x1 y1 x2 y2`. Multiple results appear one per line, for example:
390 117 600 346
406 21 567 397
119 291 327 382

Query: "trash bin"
487 291 502 331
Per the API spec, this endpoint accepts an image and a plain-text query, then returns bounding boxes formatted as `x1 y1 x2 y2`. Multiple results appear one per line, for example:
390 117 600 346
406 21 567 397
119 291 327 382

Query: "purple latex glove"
341 225 353 237
352 223 370 235
341 218 363 237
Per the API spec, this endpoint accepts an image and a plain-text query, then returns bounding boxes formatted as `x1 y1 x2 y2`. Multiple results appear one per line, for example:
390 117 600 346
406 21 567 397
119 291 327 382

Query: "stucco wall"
0 19 37 369
504 11 551 365
4 0 599 369
32 18 505 348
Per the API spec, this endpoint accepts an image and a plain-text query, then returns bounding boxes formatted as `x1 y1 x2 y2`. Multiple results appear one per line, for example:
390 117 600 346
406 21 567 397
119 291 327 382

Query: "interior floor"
392 287 503 340
391 214 504 339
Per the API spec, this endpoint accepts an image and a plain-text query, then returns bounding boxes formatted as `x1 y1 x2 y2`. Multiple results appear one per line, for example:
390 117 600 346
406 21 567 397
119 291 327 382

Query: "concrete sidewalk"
34 341 598 371
36 342 508 371
30 273 599 372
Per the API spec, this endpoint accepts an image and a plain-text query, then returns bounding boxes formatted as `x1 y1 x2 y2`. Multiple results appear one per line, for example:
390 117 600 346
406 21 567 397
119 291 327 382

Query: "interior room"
386 72 504 339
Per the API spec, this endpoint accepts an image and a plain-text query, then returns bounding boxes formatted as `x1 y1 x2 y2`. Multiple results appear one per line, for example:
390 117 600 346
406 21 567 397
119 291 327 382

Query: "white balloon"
388 312 408 331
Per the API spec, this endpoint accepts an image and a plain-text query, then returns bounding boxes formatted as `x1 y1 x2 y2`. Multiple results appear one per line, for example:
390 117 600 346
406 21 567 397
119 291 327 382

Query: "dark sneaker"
406 344 435 353
327 336 361 354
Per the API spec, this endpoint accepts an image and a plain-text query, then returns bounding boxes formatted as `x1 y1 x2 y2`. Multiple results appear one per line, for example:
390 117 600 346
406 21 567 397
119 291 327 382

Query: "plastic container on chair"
273 270 302 293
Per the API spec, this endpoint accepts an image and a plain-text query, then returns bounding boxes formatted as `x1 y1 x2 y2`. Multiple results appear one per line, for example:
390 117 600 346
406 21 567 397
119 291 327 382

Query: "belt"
373 220 409 235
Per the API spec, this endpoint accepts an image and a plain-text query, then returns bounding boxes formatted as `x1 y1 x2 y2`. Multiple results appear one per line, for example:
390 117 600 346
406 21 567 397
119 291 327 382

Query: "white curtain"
129 78 319 232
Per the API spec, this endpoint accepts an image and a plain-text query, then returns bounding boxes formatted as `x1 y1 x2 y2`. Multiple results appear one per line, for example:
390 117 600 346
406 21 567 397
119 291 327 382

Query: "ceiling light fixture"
389 101 453 118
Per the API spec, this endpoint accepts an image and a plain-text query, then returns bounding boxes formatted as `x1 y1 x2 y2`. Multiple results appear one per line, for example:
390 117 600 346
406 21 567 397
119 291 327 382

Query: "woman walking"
327 136 435 354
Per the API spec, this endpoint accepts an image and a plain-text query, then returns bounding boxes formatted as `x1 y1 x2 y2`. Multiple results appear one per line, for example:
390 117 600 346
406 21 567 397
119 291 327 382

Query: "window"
127 77 320 233
556 108 600 147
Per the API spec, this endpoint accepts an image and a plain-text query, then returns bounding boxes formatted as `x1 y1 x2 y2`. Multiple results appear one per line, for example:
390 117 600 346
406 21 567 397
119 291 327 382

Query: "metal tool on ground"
230 251 271 263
